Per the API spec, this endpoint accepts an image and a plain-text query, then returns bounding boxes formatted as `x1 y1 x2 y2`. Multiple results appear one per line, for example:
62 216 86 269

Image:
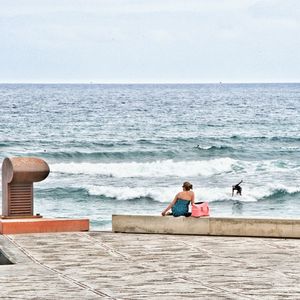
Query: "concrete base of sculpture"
0 218 89 234
112 215 300 238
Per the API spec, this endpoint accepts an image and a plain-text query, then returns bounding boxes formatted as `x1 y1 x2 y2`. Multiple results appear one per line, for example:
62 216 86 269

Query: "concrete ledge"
113 215 209 235
0 218 89 234
112 215 300 238
209 217 299 238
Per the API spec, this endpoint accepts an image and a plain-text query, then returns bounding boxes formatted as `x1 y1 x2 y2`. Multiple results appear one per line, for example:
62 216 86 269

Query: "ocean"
0 83 299 229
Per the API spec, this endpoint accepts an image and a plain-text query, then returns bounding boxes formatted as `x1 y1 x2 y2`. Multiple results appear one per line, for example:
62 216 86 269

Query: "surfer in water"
232 180 243 196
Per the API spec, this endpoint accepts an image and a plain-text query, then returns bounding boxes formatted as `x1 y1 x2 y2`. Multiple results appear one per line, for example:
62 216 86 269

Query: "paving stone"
0 232 299 299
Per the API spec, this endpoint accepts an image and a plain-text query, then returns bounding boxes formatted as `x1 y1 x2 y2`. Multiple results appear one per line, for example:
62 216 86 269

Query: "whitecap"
50 157 236 178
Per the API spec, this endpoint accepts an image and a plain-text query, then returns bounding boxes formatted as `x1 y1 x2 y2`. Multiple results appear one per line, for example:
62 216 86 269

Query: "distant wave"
270 136 300 142
26 150 176 161
196 145 234 151
230 135 300 142
36 187 89 200
230 135 266 140
206 124 225 128
50 157 236 178
0 139 133 150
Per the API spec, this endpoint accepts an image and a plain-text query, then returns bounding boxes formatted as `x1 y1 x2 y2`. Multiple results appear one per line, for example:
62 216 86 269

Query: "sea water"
0 83 299 229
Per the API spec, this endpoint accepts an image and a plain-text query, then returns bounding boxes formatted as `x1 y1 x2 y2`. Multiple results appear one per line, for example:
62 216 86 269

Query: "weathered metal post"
2 157 50 218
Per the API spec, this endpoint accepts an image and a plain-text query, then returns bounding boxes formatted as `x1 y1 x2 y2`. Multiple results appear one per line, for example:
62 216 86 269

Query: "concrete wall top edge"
112 215 300 223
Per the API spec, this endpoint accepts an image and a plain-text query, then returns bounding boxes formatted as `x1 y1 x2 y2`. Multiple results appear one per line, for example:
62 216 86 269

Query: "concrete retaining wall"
112 215 300 238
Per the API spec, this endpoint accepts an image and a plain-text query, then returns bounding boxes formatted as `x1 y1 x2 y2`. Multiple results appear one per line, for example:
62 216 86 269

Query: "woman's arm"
161 194 178 216
190 191 195 205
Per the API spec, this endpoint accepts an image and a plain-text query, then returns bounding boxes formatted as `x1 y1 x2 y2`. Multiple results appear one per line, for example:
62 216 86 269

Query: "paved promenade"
0 232 299 299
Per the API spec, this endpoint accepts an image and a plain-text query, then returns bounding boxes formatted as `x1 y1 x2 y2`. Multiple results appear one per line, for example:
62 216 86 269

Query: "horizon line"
0 81 300 85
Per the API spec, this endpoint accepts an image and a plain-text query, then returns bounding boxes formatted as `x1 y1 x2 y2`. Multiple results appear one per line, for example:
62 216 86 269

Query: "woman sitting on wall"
161 182 195 217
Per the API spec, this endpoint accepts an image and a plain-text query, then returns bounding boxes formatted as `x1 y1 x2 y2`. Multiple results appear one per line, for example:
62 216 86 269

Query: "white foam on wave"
87 185 228 202
50 158 236 178
86 185 300 202
87 185 178 202
85 184 300 203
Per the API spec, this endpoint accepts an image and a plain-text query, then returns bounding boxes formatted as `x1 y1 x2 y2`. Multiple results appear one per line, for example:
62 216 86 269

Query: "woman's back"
177 190 194 201
161 181 194 217
172 190 194 217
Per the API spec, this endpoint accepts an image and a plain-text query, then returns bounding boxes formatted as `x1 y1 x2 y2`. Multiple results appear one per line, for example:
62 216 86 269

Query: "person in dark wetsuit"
232 180 243 196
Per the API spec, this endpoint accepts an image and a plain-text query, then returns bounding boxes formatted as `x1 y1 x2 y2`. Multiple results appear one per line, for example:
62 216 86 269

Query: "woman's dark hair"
182 182 193 191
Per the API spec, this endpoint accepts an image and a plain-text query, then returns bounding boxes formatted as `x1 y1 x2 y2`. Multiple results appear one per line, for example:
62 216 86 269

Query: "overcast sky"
0 0 299 83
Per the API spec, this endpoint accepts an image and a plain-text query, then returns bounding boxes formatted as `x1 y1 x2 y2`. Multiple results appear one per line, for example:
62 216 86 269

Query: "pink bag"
191 202 210 217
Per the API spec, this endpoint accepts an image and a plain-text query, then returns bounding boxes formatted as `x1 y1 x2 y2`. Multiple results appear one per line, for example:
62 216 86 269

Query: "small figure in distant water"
232 180 243 196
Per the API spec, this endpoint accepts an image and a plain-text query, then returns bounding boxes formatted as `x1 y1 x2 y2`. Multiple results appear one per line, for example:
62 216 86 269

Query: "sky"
0 0 299 83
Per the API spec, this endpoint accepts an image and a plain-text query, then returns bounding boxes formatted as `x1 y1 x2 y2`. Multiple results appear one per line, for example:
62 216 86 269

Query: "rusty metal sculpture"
2 157 50 218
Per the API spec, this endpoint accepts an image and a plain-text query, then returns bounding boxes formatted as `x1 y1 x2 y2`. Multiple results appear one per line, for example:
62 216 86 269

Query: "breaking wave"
88 185 300 203
50 157 236 178
36 185 300 204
